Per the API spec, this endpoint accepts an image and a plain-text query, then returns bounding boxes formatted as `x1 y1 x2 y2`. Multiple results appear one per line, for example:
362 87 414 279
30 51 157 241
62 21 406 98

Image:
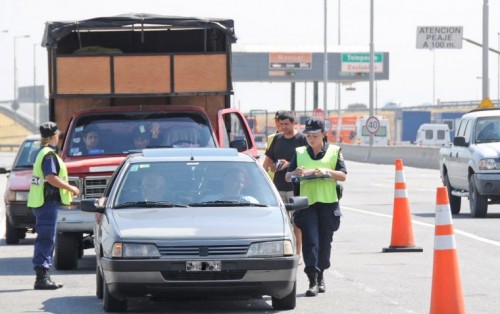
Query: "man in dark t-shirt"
263 111 308 261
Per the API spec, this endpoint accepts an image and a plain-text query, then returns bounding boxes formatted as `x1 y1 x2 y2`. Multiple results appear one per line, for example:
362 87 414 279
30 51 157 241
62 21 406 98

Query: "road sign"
365 116 380 135
478 97 494 109
416 26 463 49
269 52 312 70
341 53 384 73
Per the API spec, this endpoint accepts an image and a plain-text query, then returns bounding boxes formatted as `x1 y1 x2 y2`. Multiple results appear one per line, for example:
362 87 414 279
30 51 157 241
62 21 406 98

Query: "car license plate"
186 261 222 271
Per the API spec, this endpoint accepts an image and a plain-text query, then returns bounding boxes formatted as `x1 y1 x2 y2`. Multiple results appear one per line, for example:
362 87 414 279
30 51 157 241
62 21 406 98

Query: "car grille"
84 176 110 198
161 270 246 281
158 245 249 257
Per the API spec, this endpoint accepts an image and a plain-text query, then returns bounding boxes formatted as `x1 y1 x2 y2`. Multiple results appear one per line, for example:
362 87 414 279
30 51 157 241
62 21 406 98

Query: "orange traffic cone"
430 186 465 314
383 159 423 252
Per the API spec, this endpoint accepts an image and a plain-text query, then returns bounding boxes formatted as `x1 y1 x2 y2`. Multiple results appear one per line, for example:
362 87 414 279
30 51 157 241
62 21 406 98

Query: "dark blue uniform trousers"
293 202 340 274
32 200 58 270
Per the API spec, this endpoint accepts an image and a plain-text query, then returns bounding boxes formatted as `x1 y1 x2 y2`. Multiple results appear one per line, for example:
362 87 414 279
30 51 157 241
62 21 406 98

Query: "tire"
469 176 488 218
444 174 461 215
96 264 104 299
271 281 296 310
103 280 127 312
5 218 19 245
54 232 79 270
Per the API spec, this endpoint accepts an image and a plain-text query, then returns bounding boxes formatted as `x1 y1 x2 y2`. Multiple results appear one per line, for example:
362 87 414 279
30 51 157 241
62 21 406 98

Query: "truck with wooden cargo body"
42 13 257 269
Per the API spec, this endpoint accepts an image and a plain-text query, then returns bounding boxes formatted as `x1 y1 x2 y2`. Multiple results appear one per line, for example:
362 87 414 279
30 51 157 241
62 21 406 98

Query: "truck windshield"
67 113 217 156
475 118 500 143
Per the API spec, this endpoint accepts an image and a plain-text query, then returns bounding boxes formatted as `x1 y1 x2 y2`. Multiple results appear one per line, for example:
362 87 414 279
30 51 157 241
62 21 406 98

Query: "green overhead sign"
342 53 384 63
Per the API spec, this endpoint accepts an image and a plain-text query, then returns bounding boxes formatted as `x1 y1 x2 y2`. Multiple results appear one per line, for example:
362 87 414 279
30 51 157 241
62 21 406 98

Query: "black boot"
305 272 319 297
46 269 63 288
34 268 61 290
318 270 325 293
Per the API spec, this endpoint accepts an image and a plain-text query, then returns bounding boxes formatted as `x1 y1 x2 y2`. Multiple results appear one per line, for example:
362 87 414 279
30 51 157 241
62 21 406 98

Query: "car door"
217 108 259 158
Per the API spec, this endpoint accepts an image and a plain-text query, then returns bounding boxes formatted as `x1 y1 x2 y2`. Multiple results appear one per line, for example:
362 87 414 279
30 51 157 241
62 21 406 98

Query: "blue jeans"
32 200 58 270
293 202 340 273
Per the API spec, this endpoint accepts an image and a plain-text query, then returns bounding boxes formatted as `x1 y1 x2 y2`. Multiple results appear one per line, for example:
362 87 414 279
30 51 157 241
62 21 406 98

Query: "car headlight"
479 158 498 170
247 240 294 257
6 190 29 202
111 243 161 258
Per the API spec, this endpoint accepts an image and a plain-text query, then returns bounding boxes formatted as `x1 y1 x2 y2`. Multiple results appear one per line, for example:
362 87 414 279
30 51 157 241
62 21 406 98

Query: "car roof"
464 108 500 118
130 148 254 163
25 134 41 141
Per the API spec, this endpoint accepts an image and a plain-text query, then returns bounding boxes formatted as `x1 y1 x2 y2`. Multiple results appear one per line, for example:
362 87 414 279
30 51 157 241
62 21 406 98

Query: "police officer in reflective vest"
285 118 347 297
27 122 79 290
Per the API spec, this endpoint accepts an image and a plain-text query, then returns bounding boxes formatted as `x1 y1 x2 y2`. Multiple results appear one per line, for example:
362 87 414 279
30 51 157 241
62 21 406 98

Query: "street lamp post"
13 34 30 111
323 0 328 113
33 43 37 125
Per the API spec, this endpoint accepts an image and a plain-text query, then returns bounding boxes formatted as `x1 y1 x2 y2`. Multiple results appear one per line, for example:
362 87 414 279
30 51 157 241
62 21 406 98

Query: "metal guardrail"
0 144 19 152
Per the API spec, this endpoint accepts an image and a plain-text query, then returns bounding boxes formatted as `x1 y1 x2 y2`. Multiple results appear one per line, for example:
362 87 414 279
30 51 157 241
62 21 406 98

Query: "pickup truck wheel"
469 176 488 218
444 175 461 214
54 232 79 270
271 281 296 310
5 218 19 245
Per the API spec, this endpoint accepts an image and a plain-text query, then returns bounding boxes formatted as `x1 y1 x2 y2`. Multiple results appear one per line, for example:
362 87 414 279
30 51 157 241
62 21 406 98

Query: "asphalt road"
1 155 499 313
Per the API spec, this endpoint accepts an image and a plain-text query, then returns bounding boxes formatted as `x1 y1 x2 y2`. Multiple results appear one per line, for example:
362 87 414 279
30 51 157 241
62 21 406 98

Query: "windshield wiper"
189 200 268 207
114 201 188 209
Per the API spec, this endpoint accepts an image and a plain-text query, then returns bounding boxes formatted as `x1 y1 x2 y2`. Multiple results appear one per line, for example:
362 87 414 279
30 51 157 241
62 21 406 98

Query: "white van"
415 123 450 146
354 116 391 145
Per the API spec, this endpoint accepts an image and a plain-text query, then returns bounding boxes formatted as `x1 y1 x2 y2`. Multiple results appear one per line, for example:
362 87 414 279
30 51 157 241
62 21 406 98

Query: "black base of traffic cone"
383 245 423 253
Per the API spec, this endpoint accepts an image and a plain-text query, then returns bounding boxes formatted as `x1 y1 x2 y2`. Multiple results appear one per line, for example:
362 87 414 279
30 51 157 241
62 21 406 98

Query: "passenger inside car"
82 125 105 155
201 167 259 203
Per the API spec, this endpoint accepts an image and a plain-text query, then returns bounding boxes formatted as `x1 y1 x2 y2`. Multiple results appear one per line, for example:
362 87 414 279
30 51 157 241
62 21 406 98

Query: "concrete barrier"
339 144 440 170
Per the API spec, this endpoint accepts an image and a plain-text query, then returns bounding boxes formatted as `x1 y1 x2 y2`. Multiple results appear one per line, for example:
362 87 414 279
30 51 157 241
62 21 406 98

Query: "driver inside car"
201 168 259 203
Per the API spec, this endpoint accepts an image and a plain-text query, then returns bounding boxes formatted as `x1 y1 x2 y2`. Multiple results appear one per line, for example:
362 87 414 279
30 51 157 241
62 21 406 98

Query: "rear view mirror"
230 139 248 152
285 196 309 211
453 136 466 147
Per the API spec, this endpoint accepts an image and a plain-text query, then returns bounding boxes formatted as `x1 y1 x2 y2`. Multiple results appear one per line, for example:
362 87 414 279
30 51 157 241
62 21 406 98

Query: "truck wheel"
5 218 19 245
54 232 79 270
444 174 461 215
469 176 488 218
271 281 296 310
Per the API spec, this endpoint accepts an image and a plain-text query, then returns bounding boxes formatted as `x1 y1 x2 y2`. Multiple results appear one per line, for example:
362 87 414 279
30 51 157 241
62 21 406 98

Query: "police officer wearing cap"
285 118 347 297
27 122 80 290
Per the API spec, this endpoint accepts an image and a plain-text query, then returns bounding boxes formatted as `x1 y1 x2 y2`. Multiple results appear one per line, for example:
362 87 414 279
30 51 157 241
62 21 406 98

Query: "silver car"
82 148 307 312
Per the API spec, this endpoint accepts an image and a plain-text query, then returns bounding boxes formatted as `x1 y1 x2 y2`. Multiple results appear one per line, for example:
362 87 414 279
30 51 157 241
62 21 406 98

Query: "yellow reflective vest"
27 147 72 208
296 145 340 205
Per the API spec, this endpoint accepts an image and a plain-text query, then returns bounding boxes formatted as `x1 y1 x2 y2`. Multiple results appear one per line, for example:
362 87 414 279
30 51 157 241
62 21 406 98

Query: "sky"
0 0 499 114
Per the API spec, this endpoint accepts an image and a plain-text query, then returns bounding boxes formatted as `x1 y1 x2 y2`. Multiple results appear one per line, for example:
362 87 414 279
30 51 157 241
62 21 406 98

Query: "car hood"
475 142 500 158
7 169 32 191
111 206 286 240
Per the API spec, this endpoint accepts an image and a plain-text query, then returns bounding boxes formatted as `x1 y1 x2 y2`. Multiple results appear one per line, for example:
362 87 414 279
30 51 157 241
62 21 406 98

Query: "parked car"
82 147 307 312
1 134 40 244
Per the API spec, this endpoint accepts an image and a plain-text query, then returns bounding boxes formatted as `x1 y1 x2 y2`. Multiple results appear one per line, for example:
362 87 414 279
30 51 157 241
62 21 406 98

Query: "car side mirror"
0 167 8 174
230 139 248 152
453 136 466 147
285 196 309 211
81 198 105 213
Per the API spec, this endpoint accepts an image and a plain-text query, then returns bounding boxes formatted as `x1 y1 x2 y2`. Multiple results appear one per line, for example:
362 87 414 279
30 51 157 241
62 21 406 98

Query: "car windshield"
475 117 500 143
113 160 280 208
67 112 217 157
13 139 41 169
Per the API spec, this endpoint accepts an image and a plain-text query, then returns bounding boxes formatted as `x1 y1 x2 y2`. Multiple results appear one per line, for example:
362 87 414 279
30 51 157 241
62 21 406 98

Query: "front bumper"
474 173 500 196
57 204 95 233
100 256 298 300
5 203 36 228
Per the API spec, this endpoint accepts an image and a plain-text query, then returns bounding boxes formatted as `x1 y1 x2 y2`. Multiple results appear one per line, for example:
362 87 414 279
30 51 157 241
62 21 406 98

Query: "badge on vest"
31 176 41 185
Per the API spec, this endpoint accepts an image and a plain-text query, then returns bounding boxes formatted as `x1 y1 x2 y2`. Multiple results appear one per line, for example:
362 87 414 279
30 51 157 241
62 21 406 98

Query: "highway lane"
1 156 499 313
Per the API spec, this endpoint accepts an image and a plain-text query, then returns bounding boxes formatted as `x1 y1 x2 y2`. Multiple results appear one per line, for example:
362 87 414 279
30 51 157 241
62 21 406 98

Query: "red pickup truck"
42 13 258 270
